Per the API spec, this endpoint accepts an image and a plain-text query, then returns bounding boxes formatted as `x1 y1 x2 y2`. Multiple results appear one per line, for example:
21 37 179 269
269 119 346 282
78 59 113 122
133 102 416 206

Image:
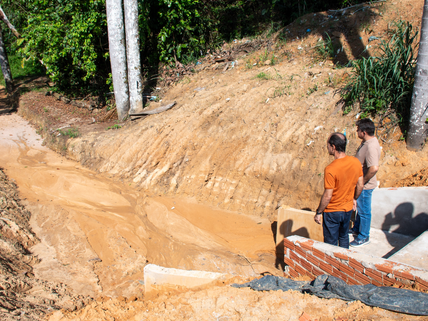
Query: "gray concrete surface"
388 231 428 269
371 187 428 237
350 228 415 259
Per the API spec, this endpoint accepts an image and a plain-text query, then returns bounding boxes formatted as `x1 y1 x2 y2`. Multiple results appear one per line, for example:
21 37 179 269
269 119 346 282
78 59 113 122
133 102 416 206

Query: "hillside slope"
66 0 426 221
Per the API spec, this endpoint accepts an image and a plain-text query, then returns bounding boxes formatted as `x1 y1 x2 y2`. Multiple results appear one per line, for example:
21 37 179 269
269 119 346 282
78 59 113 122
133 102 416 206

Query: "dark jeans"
323 210 353 249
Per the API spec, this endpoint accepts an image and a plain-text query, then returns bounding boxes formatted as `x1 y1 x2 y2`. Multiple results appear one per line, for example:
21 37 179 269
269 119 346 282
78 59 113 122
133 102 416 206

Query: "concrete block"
389 231 428 270
276 207 323 257
371 187 428 236
144 264 226 293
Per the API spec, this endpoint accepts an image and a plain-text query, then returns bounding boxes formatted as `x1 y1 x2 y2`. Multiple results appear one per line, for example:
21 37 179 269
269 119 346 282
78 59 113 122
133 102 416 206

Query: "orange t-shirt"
324 155 363 212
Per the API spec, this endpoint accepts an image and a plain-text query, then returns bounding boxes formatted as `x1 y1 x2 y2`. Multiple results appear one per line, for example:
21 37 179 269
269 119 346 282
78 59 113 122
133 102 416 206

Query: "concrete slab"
372 187 428 236
276 207 323 257
388 231 428 269
350 228 415 259
144 264 226 293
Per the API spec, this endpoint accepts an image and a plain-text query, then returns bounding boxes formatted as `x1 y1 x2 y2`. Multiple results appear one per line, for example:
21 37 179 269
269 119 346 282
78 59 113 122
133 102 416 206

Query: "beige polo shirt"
355 137 381 190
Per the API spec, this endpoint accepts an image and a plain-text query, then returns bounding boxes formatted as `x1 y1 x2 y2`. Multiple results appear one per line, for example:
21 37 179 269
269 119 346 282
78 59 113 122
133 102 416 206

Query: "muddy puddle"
0 114 278 298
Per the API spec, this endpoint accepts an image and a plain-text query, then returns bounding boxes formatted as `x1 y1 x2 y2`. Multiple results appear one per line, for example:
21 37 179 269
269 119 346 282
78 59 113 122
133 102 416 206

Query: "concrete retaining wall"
372 187 428 236
283 235 428 290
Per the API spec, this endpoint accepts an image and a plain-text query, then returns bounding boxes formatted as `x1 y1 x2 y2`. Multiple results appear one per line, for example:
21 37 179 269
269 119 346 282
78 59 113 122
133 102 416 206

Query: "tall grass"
0 54 44 87
342 21 418 123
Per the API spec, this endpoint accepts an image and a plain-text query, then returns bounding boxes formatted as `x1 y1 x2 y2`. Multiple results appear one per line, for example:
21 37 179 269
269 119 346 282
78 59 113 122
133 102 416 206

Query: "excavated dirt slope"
0 0 427 320
66 0 427 221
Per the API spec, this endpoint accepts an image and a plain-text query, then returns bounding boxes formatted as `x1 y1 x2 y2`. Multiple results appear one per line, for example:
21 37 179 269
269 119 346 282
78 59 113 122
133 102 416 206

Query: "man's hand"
314 213 322 224
353 199 357 211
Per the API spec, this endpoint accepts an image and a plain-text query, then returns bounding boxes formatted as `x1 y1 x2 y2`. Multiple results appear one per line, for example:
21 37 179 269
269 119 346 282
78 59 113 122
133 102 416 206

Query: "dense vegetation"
342 21 418 126
1 0 365 96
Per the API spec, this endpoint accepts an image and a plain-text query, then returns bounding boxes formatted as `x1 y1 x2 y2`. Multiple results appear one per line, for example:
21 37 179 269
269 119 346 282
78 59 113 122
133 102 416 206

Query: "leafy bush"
341 21 417 122
0 54 43 87
315 33 335 60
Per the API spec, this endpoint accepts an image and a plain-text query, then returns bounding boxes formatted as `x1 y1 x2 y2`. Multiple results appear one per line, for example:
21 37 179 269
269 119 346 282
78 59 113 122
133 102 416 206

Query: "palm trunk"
124 0 143 114
407 0 428 150
106 0 129 120
0 25 13 93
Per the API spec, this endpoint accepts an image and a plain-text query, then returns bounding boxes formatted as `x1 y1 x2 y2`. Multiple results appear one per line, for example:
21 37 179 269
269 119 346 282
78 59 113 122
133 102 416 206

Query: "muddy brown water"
0 113 279 298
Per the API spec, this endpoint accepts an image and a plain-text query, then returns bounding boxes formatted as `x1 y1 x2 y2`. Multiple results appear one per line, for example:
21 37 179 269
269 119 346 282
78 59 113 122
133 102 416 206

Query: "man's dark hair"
328 132 347 152
356 118 375 136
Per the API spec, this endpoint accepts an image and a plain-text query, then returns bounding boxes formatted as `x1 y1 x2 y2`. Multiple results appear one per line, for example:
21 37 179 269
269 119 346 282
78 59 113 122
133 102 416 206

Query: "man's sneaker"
348 229 357 236
350 237 370 247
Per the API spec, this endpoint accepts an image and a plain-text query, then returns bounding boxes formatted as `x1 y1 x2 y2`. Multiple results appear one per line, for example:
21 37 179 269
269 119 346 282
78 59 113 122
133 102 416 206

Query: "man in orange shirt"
314 133 364 249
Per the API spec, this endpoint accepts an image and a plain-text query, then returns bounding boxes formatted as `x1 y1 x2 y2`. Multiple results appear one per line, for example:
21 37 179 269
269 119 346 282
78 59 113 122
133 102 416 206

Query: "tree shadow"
381 202 428 258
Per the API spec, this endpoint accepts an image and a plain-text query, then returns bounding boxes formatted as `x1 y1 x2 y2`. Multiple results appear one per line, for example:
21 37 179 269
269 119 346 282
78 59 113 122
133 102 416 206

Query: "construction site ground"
0 0 427 320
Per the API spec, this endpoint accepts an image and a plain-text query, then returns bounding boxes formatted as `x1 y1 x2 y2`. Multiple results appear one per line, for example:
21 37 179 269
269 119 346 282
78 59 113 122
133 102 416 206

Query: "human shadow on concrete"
380 202 428 258
273 219 310 271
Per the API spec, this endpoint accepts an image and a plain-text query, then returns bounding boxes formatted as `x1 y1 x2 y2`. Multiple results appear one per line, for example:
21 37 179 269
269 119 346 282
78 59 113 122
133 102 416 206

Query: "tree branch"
0 6 20 38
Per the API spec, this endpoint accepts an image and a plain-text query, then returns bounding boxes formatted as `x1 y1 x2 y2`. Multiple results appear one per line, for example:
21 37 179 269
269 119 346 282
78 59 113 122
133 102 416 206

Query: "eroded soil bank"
0 113 279 303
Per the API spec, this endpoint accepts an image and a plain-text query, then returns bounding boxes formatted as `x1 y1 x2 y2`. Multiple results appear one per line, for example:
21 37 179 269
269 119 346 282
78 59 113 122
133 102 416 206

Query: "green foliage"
16 0 109 96
256 72 270 80
342 21 417 121
106 124 122 130
58 128 79 138
0 54 43 87
315 33 335 60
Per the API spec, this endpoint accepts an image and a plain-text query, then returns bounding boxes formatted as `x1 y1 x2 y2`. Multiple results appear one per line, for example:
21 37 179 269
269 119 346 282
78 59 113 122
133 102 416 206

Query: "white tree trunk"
106 0 129 120
0 25 13 93
124 0 143 114
407 0 428 150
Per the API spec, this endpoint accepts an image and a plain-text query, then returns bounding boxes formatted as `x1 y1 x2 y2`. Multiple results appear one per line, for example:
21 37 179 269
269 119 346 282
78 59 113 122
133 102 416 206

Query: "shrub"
341 21 417 123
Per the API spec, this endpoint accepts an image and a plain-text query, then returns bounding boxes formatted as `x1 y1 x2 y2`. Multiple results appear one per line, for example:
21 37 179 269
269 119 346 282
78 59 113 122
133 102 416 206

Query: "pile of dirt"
395 167 428 187
0 168 91 320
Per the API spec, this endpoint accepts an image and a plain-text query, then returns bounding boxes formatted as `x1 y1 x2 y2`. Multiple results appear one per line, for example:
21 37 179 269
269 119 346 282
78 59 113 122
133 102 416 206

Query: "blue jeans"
353 189 374 240
323 210 353 249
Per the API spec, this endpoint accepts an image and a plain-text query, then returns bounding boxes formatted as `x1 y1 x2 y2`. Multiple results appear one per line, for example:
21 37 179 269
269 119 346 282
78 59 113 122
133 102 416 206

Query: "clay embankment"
68 60 427 221
0 113 279 305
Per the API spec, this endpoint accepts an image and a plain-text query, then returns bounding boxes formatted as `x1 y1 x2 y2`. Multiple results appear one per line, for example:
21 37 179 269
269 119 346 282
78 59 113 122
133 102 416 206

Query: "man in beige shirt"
350 119 381 247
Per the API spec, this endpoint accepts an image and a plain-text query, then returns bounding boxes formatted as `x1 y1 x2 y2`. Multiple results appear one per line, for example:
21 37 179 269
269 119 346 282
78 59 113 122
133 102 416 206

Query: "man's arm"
364 165 378 185
353 176 364 210
314 189 333 224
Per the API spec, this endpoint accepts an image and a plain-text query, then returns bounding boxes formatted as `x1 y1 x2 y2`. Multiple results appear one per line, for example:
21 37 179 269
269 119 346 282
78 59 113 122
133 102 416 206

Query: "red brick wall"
284 237 428 291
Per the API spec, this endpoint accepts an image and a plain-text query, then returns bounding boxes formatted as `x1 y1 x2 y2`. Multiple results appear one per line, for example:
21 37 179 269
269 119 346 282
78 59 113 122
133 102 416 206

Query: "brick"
325 256 340 269
394 269 415 281
416 277 428 288
306 253 320 267
365 270 383 284
312 248 325 260
299 312 312 321
375 262 396 274
290 250 301 263
295 245 307 258
415 280 428 291
338 262 355 277
297 239 314 251
319 261 333 274
365 268 382 279
333 252 349 261
288 267 299 278
312 266 324 276
295 263 306 276
301 259 313 273
332 267 348 282
349 258 365 273
347 276 361 285
354 270 371 285
284 255 295 268
371 279 383 287
284 238 295 251
383 274 397 287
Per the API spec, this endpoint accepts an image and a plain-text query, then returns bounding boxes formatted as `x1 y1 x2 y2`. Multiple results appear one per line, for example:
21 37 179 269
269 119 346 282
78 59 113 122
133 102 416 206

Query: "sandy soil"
0 0 427 320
